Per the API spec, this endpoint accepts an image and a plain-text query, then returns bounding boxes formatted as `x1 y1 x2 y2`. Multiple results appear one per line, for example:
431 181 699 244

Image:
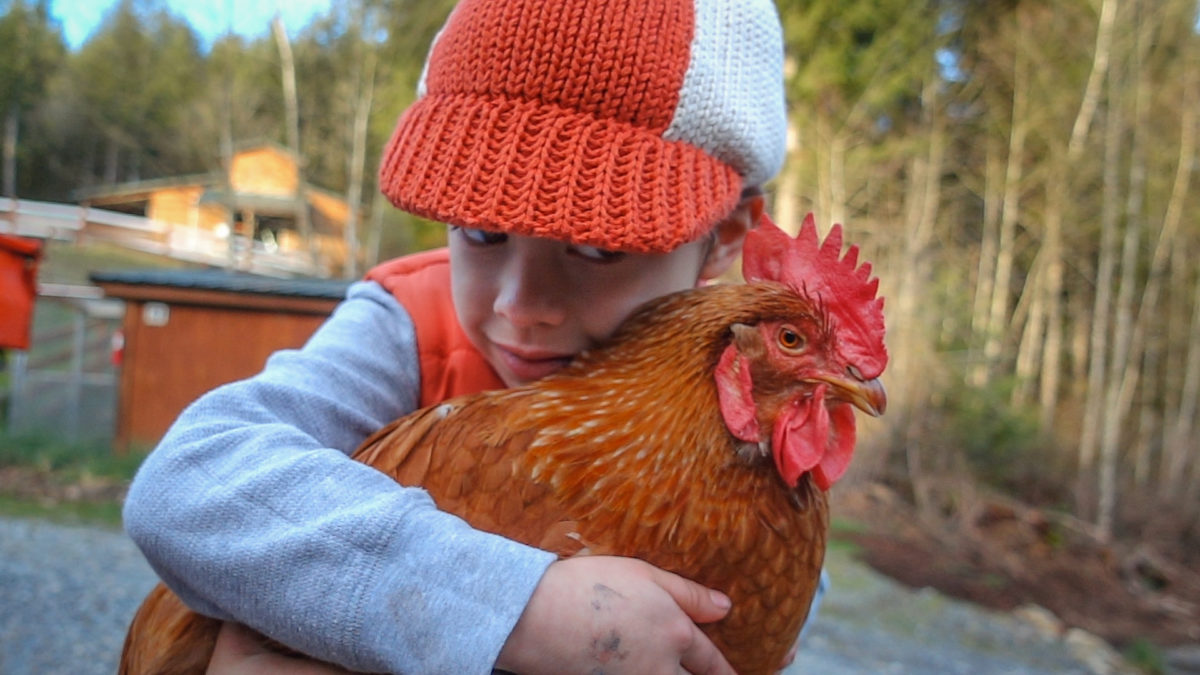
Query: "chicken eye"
778 326 806 351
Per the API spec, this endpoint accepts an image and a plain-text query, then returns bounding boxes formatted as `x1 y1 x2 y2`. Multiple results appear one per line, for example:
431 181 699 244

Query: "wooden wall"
230 147 298 196
148 185 206 227
100 282 339 451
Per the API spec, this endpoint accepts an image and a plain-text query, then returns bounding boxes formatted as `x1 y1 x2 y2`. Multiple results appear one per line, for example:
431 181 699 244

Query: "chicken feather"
120 217 888 675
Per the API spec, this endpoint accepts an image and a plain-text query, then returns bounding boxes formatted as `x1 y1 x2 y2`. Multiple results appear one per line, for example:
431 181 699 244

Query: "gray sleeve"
122 280 556 674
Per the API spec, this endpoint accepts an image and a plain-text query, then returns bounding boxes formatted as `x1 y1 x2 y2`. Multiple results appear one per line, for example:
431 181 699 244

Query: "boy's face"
449 227 732 387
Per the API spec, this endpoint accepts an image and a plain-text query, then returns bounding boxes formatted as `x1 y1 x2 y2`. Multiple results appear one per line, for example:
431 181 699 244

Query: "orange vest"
365 249 505 407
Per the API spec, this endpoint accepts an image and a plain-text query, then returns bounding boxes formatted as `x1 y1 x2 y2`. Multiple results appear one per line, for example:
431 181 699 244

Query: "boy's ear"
699 192 764 281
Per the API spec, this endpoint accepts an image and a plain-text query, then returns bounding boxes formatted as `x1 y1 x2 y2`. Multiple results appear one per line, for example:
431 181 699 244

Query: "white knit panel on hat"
663 0 787 188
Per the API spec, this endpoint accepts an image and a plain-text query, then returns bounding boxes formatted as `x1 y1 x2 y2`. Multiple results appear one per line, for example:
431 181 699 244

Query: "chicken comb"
743 213 888 379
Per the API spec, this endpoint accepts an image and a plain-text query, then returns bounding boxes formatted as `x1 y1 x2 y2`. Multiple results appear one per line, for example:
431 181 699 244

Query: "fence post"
68 310 85 440
6 349 27 432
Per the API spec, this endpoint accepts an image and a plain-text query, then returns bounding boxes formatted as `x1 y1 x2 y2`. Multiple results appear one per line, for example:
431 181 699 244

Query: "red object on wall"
0 234 43 350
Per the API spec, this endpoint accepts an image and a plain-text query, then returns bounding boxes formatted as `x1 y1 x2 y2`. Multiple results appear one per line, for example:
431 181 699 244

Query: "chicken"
120 214 888 675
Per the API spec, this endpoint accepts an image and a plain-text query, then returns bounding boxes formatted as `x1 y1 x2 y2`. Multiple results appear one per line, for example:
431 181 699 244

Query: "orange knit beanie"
378 0 786 254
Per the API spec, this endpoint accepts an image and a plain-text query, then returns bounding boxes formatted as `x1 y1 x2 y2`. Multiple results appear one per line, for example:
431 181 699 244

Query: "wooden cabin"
77 143 352 276
91 268 351 451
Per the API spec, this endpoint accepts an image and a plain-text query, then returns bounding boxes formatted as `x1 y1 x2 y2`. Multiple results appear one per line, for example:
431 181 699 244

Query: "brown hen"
120 214 888 675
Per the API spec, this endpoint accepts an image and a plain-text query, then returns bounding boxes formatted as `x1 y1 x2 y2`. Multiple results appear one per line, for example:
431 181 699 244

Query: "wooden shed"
91 268 351 451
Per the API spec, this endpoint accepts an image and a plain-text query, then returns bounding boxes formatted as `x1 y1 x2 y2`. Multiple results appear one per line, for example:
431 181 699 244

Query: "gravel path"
0 517 159 675
788 546 1103 674
1 516 1107 675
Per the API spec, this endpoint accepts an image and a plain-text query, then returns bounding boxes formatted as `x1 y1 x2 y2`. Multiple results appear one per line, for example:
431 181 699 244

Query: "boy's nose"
494 250 567 328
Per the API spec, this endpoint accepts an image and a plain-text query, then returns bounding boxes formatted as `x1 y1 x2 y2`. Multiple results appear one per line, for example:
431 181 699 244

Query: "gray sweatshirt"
122 279 557 674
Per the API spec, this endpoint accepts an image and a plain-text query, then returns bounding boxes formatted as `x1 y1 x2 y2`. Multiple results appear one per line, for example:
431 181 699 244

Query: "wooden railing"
0 197 324 277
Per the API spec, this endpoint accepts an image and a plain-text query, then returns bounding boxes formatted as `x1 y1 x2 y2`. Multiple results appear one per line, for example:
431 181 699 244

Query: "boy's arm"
123 280 556 674
209 557 740 675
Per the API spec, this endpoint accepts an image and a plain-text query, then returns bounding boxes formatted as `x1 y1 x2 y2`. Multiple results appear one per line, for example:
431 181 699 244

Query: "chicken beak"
820 373 887 417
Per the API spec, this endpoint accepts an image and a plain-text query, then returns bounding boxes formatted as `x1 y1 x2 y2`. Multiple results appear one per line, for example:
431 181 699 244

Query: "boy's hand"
495 555 737 675
778 643 798 672
207 621 352 675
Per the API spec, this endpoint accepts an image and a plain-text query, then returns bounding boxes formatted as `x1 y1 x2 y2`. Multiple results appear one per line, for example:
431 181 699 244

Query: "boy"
124 0 796 672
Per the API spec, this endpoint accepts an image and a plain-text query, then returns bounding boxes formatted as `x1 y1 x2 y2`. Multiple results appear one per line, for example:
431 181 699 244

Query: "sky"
49 0 334 50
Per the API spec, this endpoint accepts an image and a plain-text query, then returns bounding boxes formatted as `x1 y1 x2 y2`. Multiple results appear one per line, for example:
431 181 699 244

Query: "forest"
3 0 1198 609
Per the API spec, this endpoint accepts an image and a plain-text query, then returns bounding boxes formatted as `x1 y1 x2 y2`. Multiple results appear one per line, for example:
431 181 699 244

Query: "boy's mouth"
496 344 575 382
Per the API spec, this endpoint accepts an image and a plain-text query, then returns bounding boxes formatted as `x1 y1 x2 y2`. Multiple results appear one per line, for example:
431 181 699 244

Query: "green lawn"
0 493 126 528
0 432 145 529
38 239 187 285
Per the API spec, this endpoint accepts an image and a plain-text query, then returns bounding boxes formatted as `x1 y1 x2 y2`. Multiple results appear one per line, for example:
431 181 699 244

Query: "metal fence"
4 286 122 441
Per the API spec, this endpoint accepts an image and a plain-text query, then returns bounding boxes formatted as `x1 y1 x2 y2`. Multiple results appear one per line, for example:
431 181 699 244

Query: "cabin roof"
89 268 353 300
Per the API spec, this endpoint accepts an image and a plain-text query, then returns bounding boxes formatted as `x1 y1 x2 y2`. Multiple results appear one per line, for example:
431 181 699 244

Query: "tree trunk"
344 26 377 279
365 188 387 269
220 36 236 271
1171 270 1200 498
969 140 1004 387
2 105 16 198
897 76 946 521
1097 0 1155 538
1067 0 1118 162
775 155 801 234
1034 0 1118 429
1013 251 1046 407
776 109 806 234
1069 292 1090 397
1077 49 1124 517
1149 49 1198 496
1096 187 1142 540
812 111 838 230
1036 181 1065 427
894 78 945 378
985 30 1029 383
104 138 119 185
272 15 313 267
829 132 847 229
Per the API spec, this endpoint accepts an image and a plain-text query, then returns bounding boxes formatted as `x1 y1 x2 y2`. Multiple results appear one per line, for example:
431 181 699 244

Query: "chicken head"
715 214 888 490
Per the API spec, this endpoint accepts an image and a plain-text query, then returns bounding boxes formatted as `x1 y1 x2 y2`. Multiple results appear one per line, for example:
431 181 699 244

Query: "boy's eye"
454 227 507 246
569 244 625 263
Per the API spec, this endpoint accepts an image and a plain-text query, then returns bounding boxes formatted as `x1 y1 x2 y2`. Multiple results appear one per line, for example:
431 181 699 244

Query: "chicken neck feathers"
353 282 829 674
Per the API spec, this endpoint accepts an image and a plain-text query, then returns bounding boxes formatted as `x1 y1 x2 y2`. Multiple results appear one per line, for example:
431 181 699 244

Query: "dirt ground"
833 482 1200 652
0 465 128 504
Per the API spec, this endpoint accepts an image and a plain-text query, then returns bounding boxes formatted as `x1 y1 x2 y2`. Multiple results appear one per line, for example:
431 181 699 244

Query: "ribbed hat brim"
379 93 743 254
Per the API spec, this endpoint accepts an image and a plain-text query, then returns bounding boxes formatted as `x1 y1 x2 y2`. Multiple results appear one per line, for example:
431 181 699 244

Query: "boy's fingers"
208 622 352 675
644 564 737 673
679 623 738 675
777 643 798 671
648 566 732 624
211 621 269 659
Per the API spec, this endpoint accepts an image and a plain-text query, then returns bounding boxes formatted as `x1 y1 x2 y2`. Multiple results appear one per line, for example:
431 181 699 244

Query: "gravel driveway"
0 517 159 675
1 515 1109 675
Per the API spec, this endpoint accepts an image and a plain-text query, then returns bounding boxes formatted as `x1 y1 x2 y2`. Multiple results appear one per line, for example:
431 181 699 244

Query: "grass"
0 493 126 528
0 431 146 529
0 432 145 479
827 516 868 557
1123 638 1165 675
39 239 185 285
